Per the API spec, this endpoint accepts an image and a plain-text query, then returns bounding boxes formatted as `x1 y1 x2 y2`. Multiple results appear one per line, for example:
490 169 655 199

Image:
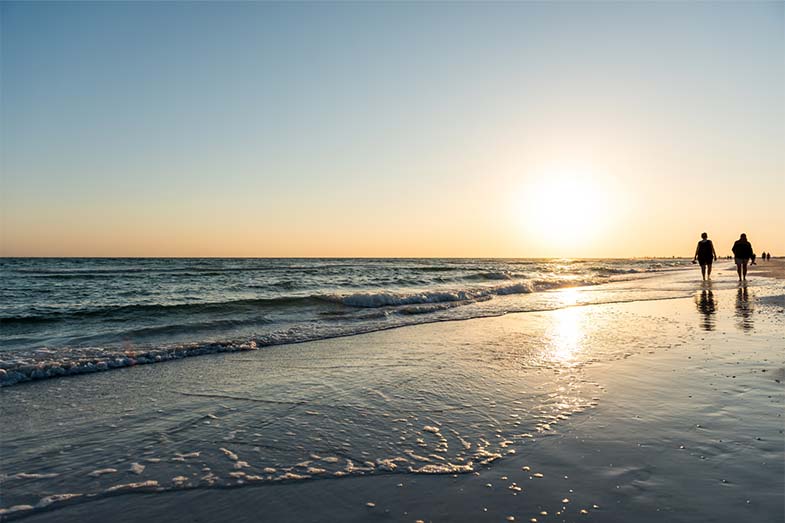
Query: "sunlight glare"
547 306 584 365
517 169 613 253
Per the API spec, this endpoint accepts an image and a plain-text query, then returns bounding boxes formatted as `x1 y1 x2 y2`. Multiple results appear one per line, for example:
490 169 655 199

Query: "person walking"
732 233 755 281
693 232 717 280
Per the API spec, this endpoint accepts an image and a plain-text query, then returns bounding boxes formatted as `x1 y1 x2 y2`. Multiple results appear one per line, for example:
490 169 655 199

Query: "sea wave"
0 296 323 326
319 282 534 308
462 271 516 281
589 266 644 275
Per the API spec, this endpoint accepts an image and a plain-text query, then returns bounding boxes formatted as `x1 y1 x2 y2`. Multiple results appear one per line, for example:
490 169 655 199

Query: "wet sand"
747 257 785 280
2 268 783 522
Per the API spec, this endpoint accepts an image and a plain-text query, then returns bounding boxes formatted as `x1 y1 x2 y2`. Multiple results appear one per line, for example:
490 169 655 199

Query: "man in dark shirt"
731 233 755 281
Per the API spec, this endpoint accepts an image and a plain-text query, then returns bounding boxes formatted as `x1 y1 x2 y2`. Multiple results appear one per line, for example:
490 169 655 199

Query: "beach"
1 260 783 522
748 258 785 280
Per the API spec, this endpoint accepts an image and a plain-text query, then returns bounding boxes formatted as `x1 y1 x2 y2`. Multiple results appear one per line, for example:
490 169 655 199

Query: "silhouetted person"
761 251 767 261
732 233 754 281
693 232 717 280
767 252 771 261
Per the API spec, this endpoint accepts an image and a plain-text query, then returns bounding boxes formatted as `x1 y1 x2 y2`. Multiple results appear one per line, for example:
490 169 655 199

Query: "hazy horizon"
0 254 769 260
2 1 783 258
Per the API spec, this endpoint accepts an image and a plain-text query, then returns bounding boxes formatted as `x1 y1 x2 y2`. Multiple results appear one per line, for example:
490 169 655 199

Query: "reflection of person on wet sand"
732 233 755 281
692 232 717 280
735 285 753 332
695 287 717 331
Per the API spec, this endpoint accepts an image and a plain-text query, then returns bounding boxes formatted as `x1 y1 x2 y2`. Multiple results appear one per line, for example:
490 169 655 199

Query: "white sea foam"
88 468 117 477
275 472 310 481
322 282 535 309
376 457 409 471
0 504 34 515
105 480 159 492
36 493 82 507
409 462 475 474
219 448 239 461
13 472 59 480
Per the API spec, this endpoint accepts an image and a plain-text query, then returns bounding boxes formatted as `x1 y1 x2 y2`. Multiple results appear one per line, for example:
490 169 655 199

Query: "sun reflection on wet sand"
545 305 585 366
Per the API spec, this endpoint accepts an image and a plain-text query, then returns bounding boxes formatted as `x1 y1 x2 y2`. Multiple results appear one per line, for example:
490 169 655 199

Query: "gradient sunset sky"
1 1 783 258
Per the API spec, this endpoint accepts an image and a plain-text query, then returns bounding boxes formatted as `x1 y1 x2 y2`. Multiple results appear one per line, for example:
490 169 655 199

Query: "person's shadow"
695 286 717 331
735 285 754 332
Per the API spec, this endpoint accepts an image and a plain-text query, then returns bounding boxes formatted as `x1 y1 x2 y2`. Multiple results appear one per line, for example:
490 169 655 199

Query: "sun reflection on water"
555 287 581 307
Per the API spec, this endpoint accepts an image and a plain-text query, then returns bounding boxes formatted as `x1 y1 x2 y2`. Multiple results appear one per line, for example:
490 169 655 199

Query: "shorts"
698 257 713 266
735 257 750 265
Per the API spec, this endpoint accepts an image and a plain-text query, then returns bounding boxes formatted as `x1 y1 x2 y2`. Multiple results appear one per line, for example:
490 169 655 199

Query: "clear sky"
1 1 783 258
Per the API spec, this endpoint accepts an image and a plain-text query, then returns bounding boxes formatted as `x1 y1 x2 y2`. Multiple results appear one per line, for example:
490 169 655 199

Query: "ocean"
0 258 684 387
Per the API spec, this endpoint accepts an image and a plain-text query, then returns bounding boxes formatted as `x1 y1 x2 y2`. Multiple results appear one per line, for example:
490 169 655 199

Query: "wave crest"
320 282 534 308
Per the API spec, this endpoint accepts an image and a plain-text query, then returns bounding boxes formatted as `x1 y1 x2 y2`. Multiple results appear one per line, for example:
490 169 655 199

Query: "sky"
1 1 783 258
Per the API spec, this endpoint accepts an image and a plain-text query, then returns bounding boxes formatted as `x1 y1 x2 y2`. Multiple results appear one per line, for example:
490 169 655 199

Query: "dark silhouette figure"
735 285 753 332
767 253 771 261
761 251 767 261
695 287 717 331
693 232 717 280
731 233 754 281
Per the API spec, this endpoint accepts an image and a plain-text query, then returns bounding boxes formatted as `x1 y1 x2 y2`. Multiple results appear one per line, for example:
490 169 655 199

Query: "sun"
516 170 613 254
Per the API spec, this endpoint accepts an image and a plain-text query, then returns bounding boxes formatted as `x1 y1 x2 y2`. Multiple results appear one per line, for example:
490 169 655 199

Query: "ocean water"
0 258 684 386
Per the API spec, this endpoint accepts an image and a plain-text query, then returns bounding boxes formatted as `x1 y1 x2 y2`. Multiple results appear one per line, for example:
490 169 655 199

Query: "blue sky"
2 1 783 256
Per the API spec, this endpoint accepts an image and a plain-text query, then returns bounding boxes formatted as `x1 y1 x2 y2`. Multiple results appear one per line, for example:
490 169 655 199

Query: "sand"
1 267 783 522
746 257 785 280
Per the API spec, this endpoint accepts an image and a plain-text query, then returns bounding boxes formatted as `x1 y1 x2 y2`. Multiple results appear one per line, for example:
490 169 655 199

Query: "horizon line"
0 255 700 260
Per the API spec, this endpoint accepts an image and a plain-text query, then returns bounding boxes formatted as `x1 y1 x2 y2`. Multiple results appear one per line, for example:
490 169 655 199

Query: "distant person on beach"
693 232 717 280
767 252 771 261
761 251 766 261
731 233 755 281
